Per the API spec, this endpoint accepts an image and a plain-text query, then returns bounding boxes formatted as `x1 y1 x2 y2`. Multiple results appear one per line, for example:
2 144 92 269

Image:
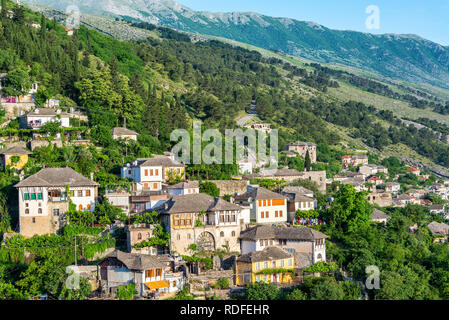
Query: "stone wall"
209 180 249 197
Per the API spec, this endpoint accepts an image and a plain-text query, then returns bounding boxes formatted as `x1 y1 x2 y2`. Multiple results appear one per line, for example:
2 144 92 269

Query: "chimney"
90 172 94 181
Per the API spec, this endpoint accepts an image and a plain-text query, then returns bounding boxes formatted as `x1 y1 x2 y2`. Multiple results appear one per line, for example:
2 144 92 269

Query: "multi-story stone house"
235 247 295 285
342 155 369 167
385 182 401 194
155 193 243 256
104 190 131 216
358 164 388 178
367 189 393 207
234 187 288 224
239 225 328 269
405 189 427 200
98 250 184 298
371 208 391 225
130 192 170 215
282 186 318 222
0 146 32 170
126 224 169 255
122 155 185 192
14 167 99 238
286 142 317 163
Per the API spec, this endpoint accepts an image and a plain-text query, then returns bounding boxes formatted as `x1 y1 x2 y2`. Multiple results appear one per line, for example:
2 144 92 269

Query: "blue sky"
180 0 449 46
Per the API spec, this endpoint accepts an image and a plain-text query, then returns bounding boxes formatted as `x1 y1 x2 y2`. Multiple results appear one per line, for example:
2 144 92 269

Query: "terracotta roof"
154 193 241 214
15 167 99 188
103 250 165 271
239 225 328 241
237 246 293 263
408 167 420 172
111 127 138 136
0 146 32 155
234 187 287 201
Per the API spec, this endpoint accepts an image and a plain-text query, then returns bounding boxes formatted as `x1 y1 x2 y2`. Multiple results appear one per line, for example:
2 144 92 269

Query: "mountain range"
23 0 449 90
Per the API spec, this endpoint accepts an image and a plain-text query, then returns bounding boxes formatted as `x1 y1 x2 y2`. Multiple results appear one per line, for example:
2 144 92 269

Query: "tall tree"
305 150 312 171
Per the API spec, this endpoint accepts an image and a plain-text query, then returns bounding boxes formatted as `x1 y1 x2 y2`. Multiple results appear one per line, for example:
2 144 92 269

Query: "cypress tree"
305 150 312 172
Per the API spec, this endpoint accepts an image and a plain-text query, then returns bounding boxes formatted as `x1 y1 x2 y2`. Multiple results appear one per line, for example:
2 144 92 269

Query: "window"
264 262 268 269
272 199 285 206
31 193 36 200
156 269 162 277
86 190 91 197
317 254 323 261
280 260 285 267
77 190 83 197
53 209 60 216
24 193 30 200
145 169 149 176
78 205 82 211
288 259 293 266
155 169 159 176
259 240 264 247
38 208 42 214
25 203 29 208
138 233 142 240
25 209 30 214
258 200 262 207
153 183 158 190
265 240 269 246
177 234 181 240
220 231 225 237
187 234 191 240
255 262 260 271
263 200 267 206
261 212 264 219
37 193 43 200
279 211 283 217
266 211 269 219
275 211 278 217
150 169 154 176
87 204 91 210
263 274 268 282
147 269 155 278
32 218 35 223
232 231 236 237
255 275 261 282
70 191 75 197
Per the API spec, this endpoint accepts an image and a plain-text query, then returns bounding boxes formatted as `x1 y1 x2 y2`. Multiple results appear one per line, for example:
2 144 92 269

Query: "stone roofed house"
341 177 368 192
234 187 288 224
367 189 393 207
281 186 317 222
154 193 243 256
429 204 445 215
385 182 401 194
395 193 417 206
358 164 388 177
14 167 99 238
22 108 71 129
243 168 327 193
165 181 199 196
0 146 32 170
371 208 391 225
111 127 139 142
98 250 184 298
427 222 449 243
122 154 186 192
244 123 272 133
342 154 369 168
429 183 448 200
405 188 427 200
235 246 295 285
286 141 317 163
239 224 328 268
367 176 384 185
282 186 314 198
209 180 249 197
